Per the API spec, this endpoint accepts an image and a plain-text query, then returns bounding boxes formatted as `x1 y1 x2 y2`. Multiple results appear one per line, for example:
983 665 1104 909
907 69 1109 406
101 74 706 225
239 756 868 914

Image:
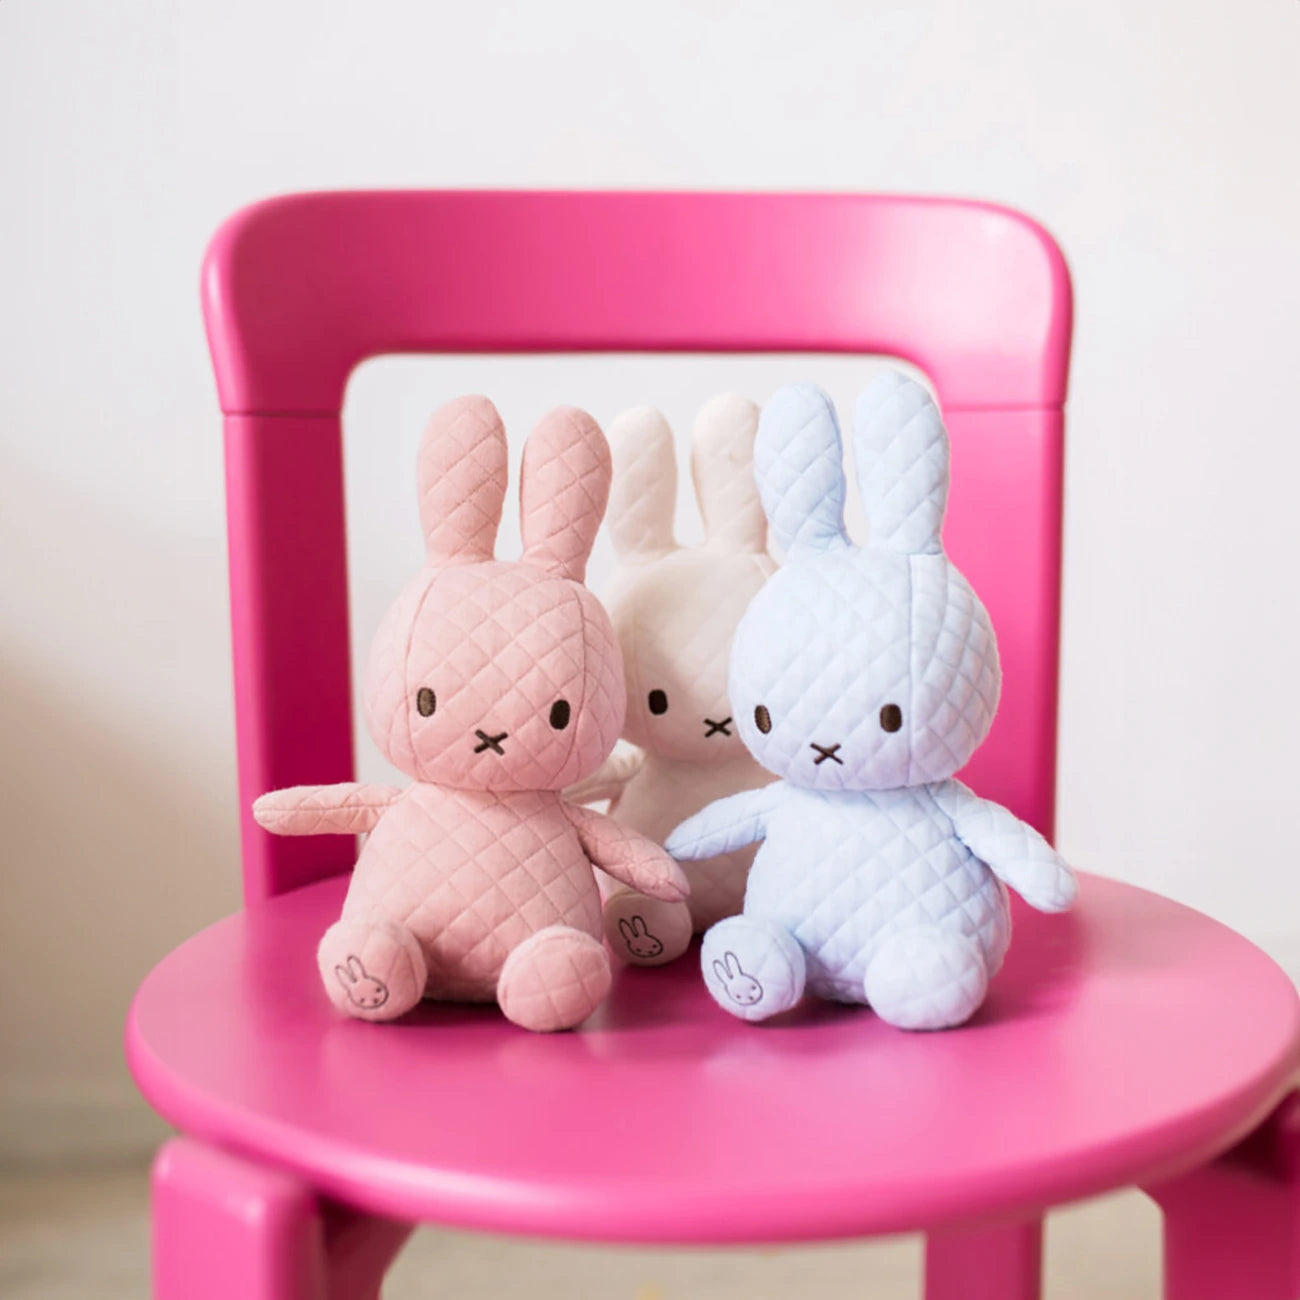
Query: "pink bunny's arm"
562 802 689 902
252 783 402 836
563 748 646 806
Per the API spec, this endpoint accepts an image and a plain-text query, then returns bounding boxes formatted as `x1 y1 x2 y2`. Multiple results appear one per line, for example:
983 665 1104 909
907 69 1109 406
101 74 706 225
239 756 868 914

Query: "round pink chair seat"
126 871 1300 1245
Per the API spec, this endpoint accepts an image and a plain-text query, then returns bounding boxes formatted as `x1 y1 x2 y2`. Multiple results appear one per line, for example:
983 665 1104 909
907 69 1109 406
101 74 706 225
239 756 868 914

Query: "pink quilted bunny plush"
568 396 776 966
252 397 688 1032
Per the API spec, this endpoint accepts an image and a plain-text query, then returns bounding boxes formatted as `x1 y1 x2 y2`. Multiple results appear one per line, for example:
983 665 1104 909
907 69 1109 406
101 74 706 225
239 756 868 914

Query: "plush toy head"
603 394 775 764
364 396 623 793
730 372 1001 792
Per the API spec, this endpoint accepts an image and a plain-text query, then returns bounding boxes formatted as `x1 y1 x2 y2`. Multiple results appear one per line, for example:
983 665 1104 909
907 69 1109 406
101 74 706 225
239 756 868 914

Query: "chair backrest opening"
203 190 1072 902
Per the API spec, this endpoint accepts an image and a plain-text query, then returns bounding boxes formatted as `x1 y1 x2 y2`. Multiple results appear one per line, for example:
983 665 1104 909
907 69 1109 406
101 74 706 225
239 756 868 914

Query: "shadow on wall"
0 453 241 1164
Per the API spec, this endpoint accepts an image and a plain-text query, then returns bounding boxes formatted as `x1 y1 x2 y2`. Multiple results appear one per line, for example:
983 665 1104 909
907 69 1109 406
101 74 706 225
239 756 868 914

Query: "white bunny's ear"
519 405 611 582
853 371 949 556
755 384 849 559
605 406 678 562
691 393 766 553
417 395 508 564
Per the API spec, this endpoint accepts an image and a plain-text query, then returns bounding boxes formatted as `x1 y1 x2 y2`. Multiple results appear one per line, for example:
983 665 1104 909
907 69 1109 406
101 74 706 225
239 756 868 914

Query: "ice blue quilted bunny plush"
665 372 1077 1030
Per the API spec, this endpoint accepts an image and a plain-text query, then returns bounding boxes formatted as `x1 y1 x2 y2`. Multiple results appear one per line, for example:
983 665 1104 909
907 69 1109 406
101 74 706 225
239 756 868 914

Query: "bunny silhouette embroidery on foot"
252 397 688 1032
667 373 1077 1030
713 953 762 1007
566 396 777 966
617 915 664 961
334 955 390 1011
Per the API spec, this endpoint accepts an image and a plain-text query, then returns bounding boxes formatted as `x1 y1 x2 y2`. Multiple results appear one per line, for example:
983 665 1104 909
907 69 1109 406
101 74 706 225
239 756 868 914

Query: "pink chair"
127 191 1300 1300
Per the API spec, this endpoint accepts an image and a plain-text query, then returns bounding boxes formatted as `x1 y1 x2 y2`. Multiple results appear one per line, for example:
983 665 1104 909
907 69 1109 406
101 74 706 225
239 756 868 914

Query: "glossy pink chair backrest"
203 191 1072 904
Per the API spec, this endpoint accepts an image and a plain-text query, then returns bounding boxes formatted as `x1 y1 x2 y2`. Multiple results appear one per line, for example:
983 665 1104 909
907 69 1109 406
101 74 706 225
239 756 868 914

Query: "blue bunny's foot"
864 928 988 1030
701 915 806 1022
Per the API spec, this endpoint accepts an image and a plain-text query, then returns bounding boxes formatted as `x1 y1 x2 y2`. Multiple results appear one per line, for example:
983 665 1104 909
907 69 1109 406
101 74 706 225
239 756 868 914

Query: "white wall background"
2 0 1297 1161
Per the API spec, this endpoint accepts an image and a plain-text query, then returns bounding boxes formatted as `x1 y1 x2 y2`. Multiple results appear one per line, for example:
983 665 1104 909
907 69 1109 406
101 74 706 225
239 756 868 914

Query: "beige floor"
0 1162 1163 1298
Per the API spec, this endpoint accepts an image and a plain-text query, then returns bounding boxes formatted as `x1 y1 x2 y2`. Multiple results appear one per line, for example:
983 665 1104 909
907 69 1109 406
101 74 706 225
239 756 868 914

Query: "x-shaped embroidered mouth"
811 742 843 766
703 717 733 737
473 729 508 755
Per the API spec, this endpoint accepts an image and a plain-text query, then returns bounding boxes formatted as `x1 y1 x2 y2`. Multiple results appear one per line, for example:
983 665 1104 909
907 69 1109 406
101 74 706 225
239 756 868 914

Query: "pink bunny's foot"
497 926 611 1032
317 919 426 1022
604 891 692 967
701 914 806 1022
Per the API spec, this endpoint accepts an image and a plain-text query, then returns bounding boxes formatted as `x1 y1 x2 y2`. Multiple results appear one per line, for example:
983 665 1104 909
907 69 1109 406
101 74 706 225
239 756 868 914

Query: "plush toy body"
568 397 776 965
667 374 1076 1030
254 398 687 1032
580 746 772 963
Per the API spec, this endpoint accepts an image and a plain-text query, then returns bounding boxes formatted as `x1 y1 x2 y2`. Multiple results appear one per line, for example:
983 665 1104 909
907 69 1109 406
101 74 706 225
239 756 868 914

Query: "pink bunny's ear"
417 395 508 565
519 406 611 582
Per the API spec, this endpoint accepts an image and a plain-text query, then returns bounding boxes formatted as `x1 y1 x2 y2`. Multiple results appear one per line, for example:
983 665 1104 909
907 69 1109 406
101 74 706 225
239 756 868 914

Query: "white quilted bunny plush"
568 396 776 965
666 373 1077 1030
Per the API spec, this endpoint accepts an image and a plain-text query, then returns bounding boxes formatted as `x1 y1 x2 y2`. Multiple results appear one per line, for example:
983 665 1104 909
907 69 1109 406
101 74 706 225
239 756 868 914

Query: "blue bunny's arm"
665 785 783 861
933 781 1078 913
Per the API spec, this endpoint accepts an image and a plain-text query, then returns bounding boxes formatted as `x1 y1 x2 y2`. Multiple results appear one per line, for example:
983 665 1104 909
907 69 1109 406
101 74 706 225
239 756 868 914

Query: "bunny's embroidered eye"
648 689 668 715
880 703 902 733
754 704 772 734
549 699 571 730
416 688 436 717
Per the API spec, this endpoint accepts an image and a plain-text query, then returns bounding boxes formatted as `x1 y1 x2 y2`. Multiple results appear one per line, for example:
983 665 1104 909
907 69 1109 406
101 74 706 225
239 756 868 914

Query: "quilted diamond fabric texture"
568 396 778 956
496 925 613 1033
366 561 623 793
667 374 1077 1030
252 783 400 835
253 397 685 1032
754 384 850 560
852 370 950 556
743 783 1013 1002
341 787 674 1003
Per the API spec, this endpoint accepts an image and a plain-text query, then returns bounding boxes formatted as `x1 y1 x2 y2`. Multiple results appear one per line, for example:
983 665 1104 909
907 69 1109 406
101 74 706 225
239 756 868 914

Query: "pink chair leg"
153 1138 324 1300
152 1138 412 1300
1145 1093 1300 1300
925 1219 1043 1300
322 1202 414 1300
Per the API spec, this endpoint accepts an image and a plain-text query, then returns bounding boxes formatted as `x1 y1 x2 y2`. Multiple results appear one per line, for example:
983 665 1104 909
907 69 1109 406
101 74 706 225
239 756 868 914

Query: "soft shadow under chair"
127 190 1300 1300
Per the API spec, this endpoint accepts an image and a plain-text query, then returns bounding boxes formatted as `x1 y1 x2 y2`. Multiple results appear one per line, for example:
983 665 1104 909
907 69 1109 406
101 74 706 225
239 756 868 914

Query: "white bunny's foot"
604 891 692 967
318 918 427 1022
701 915 805 1022
864 928 988 1030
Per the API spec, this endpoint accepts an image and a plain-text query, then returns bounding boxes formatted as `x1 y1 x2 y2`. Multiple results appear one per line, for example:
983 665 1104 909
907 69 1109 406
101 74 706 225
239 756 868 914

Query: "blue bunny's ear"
754 384 849 559
853 371 949 556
